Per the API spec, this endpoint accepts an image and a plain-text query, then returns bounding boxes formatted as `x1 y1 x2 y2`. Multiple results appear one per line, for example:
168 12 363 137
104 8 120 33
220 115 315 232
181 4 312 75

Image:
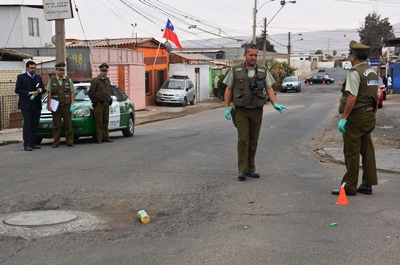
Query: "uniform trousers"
94 101 109 141
52 104 73 145
22 104 41 147
342 111 377 193
235 107 263 173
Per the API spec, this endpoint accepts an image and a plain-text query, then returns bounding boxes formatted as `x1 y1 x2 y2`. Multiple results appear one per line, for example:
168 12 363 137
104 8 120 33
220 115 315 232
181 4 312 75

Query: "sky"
4 0 400 52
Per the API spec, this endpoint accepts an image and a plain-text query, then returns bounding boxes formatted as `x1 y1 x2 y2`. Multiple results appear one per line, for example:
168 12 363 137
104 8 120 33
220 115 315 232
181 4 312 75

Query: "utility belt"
234 106 263 110
351 107 374 115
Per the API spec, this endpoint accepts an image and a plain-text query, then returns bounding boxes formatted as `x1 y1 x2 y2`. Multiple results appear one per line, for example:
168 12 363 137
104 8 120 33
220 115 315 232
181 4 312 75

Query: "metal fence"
0 82 21 130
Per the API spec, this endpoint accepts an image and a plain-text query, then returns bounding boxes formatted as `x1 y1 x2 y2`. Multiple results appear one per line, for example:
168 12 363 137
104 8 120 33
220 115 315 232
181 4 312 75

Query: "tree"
314 50 323 55
241 36 276 52
358 12 395 59
266 61 297 91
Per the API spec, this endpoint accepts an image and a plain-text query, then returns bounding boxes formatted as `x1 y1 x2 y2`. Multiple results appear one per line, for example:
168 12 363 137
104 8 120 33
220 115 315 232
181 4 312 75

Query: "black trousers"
22 104 41 147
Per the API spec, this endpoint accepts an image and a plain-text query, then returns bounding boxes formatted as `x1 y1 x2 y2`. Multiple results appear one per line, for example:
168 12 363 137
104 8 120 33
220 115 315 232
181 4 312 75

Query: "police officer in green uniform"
89 63 113 144
47 62 75 148
223 43 288 181
332 41 379 196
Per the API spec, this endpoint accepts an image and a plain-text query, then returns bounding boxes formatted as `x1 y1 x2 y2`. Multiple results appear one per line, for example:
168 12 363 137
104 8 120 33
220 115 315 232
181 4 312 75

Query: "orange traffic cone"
306 81 309 86
336 183 350 205
338 80 342 86
322 80 325 86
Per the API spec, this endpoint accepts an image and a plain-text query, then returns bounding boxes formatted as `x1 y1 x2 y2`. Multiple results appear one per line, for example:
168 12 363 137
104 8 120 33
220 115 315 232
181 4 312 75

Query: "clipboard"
50 99 59 112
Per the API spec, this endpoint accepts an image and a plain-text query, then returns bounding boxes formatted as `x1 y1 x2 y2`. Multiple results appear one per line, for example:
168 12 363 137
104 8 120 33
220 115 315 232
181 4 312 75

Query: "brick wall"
0 70 20 96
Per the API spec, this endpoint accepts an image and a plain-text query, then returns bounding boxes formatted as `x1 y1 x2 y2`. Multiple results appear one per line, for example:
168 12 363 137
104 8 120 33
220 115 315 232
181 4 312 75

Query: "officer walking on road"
333 41 379 196
47 62 75 148
223 43 287 181
88 63 113 144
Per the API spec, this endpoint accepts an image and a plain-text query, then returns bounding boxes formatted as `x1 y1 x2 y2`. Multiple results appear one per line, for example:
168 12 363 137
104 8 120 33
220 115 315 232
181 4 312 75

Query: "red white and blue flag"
163 19 183 51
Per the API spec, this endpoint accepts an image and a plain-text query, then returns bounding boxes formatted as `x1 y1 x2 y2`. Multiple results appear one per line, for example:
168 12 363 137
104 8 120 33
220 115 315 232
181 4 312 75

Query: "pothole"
0 210 100 239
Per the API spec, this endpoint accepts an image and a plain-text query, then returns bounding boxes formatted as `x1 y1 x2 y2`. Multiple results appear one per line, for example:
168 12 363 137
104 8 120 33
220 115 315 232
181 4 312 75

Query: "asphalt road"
1 69 399 265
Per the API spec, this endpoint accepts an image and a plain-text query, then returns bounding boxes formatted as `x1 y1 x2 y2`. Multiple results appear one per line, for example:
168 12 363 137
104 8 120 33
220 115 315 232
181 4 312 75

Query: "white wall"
0 5 53 48
318 62 335 68
168 64 211 102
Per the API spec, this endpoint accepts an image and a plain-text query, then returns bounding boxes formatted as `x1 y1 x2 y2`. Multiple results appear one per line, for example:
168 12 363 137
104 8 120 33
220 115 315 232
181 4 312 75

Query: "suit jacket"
15 73 46 111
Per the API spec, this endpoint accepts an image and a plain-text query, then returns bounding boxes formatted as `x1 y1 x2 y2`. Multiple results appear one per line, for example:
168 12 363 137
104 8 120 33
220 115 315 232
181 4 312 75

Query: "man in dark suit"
15 61 46 151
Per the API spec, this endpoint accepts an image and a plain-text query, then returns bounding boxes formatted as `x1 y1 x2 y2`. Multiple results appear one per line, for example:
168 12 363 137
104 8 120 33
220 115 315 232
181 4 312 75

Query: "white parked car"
281 76 301 93
156 75 196 107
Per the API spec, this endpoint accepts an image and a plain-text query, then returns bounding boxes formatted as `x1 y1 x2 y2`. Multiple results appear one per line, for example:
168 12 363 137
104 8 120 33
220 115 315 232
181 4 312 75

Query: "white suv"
156 75 196 107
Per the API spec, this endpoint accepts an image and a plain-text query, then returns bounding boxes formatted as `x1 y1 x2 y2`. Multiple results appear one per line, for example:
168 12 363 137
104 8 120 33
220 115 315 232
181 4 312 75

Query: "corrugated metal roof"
67 38 158 47
0 48 33 59
172 52 213 61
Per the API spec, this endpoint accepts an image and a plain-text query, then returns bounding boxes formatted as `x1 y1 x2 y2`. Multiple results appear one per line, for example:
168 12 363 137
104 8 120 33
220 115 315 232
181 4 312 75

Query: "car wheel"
181 97 187 107
35 137 43 145
326 81 331 84
122 115 135 137
190 96 195 105
74 135 80 142
309 81 313 85
281 89 286 93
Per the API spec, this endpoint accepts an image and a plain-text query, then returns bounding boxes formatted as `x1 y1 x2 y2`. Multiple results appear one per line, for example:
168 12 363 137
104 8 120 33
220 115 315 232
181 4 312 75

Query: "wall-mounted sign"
43 0 74 20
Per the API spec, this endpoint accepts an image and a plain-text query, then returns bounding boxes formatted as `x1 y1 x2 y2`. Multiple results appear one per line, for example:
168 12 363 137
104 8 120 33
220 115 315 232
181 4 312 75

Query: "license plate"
42 123 53 129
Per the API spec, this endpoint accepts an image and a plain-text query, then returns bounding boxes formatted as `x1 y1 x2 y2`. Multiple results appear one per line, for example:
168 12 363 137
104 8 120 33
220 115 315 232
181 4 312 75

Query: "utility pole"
287 31 291 66
252 0 257 44
262 17 267 65
55 20 66 67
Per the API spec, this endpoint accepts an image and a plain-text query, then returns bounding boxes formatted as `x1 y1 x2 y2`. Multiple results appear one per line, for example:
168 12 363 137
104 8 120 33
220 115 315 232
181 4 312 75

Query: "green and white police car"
36 82 135 144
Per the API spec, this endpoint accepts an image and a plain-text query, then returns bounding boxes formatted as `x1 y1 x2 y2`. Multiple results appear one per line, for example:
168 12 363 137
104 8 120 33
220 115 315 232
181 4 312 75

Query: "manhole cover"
3 210 78 227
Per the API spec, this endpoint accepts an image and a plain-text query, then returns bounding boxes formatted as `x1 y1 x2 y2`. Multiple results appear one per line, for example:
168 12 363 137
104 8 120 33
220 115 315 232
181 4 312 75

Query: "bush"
266 61 297 91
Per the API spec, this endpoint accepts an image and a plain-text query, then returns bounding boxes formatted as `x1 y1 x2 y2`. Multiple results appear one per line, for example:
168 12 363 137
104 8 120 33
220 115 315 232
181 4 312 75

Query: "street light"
252 0 275 44
253 0 296 44
288 31 303 66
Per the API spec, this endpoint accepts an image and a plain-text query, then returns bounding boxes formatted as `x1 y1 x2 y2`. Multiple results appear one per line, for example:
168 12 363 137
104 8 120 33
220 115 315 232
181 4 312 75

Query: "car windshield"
284 77 297 82
74 85 91 101
161 80 185 90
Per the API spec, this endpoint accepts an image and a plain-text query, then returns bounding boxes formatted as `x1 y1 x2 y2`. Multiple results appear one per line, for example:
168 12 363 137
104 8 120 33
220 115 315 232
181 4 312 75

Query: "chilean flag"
163 19 183 51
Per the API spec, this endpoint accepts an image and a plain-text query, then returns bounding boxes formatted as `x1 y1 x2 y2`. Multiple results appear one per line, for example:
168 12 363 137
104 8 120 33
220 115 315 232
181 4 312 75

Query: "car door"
108 86 121 129
113 85 130 127
187 80 194 101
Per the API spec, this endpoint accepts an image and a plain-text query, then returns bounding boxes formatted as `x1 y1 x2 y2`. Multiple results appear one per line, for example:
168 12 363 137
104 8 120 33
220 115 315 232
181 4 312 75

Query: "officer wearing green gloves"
224 43 287 181
47 62 75 148
332 40 379 196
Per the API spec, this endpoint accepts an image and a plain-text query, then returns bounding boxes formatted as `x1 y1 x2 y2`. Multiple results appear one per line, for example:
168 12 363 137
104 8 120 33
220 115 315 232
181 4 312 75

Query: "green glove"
273 103 288 113
224 107 231 120
338 119 347 134
70 105 76 113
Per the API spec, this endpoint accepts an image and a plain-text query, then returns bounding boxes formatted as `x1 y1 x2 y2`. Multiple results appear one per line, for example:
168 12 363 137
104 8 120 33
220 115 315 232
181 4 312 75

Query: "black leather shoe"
104 139 113 142
331 189 356 196
97 141 102 144
52 144 59 148
248 172 260 178
31 145 41 149
357 184 372 195
238 172 247 181
67 144 74 147
24 146 33 151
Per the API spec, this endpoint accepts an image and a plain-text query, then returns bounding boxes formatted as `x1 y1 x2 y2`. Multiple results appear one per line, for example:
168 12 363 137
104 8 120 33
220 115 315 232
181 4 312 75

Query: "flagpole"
153 41 162 67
